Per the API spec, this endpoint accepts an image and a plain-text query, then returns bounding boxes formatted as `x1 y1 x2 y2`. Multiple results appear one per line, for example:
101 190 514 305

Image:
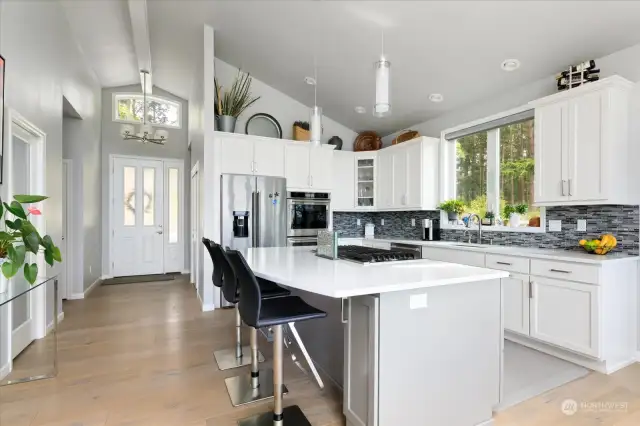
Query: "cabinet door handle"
561 180 566 196
496 261 512 266
251 161 254 172
254 161 258 173
568 179 572 196
310 176 313 187
550 268 571 274
529 281 533 299
341 298 348 324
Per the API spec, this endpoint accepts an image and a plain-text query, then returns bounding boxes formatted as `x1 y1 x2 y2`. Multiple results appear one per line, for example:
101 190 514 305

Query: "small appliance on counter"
423 218 441 241
364 223 375 239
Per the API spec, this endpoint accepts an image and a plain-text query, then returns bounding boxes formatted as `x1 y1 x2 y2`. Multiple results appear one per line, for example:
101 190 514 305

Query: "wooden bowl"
354 131 382 151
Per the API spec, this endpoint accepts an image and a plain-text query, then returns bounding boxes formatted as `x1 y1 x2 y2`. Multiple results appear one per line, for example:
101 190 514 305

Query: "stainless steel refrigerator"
220 175 287 300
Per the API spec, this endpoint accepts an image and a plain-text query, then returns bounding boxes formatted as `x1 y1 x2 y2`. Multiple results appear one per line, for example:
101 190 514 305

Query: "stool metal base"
214 346 265 371
225 369 289 407
237 405 311 426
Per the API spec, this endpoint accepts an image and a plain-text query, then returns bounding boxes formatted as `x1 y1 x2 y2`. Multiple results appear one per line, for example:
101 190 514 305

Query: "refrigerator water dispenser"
233 211 249 238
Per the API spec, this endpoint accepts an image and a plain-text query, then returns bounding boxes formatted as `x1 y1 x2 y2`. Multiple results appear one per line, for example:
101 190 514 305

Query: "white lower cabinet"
529 277 600 358
344 296 379 426
502 273 530 336
422 246 486 267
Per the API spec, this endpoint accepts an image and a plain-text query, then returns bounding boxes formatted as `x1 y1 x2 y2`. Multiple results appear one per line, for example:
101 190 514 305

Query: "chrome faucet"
466 213 482 244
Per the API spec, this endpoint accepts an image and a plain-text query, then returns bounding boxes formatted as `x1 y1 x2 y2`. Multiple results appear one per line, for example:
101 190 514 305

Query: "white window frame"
439 105 546 234
112 92 182 129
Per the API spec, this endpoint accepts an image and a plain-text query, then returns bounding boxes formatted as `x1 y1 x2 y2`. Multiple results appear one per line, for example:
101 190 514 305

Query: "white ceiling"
64 1 640 136
61 0 139 89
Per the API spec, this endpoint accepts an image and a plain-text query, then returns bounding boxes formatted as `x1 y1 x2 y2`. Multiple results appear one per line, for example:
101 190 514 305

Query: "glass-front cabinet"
355 154 376 209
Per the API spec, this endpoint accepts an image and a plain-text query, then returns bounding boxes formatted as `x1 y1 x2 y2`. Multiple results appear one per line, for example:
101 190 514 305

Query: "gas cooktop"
338 245 417 264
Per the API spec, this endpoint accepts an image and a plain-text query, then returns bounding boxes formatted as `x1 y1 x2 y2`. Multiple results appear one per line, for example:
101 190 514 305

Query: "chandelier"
120 71 168 145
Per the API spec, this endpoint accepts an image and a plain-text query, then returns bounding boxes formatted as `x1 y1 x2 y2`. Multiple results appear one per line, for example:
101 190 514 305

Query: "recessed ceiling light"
304 76 316 86
501 59 521 72
428 93 444 103
354 106 366 114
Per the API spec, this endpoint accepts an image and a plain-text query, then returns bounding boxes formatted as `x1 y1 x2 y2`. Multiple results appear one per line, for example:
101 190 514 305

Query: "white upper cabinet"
253 137 285 177
375 137 439 211
332 151 356 211
355 153 377 209
309 146 334 191
530 76 634 206
219 133 285 177
220 135 255 175
284 143 334 191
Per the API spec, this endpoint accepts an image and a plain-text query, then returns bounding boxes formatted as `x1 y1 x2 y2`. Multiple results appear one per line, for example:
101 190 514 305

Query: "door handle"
496 261 512 266
568 179 572 196
561 180 566 196
255 191 261 247
251 192 257 247
310 176 313 187
254 161 258 173
550 268 571 274
156 230 163 235
529 281 533 299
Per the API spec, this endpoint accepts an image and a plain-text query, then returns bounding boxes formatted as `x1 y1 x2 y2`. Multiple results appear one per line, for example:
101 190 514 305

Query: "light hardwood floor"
1 277 639 425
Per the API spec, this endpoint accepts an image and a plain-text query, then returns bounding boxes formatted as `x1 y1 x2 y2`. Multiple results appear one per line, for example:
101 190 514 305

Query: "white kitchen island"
244 247 509 426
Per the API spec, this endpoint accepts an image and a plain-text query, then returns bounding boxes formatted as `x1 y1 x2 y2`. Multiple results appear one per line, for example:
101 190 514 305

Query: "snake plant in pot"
0 195 62 291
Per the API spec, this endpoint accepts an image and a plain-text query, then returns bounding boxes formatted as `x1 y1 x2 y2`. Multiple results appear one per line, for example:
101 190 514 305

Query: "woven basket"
293 126 310 141
392 130 420 145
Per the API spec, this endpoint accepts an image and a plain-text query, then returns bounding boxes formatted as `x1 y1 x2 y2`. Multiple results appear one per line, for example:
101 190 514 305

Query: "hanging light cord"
314 56 317 106
142 72 147 127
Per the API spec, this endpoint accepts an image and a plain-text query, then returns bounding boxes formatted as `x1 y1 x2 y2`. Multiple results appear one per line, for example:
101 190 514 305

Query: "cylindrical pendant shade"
374 57 391 117
310 106 322 146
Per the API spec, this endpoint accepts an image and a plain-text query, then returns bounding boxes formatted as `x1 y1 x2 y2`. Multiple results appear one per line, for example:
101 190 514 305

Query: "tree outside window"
454 118 540 227
115 94 181 128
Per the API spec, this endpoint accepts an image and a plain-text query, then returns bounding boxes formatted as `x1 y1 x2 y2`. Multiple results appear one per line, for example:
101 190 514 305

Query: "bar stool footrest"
214 346 265 371
225 368 289 407
237 405 311 426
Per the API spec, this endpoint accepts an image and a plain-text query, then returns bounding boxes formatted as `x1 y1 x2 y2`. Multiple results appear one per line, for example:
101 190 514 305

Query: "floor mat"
496 340 589 411
102 273 178 285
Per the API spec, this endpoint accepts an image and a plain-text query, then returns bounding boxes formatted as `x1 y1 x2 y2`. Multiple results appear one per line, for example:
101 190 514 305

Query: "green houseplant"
214 70 261 133
504 204 528 227
483 211 495 226
0 195 62 288
437 199 465 221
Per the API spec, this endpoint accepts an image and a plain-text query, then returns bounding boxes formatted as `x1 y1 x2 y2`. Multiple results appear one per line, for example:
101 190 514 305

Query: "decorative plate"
354 131 382 151
245 113 282 139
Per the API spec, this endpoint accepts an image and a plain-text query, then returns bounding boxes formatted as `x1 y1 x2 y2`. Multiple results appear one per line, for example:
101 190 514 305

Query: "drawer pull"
496 261 512 266
550 268 571 274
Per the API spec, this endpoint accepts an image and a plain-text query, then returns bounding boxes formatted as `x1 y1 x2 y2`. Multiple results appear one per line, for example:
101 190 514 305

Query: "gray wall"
63 106 102 293
0 0 102 369
101 85 190 276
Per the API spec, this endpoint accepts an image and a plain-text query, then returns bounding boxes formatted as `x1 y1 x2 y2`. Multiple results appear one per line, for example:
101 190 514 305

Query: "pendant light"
373 31 391 118
309 56 322 146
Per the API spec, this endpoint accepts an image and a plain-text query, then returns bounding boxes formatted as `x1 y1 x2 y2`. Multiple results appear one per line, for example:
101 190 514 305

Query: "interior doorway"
4 110 47 361
109 155 184 277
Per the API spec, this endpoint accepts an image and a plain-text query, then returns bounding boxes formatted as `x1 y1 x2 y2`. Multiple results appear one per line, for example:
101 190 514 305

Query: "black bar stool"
216 244 292 407
227 249 327 426
203 238 289 374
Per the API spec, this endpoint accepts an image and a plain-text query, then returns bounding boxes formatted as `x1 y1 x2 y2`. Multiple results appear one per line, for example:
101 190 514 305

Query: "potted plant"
503 204 514 227
483 211 495 226
293 121 310 141
437 199 465 221
0 195 62 293
504 204 528 227
214 70 261 133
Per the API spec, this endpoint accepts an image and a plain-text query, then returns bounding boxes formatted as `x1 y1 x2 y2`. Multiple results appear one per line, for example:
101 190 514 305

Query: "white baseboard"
181 269 190 275
0 362 10 381
67 277 102 300
100 274 113 280
196 289 215 312
46 311 65 334
635 351 640 362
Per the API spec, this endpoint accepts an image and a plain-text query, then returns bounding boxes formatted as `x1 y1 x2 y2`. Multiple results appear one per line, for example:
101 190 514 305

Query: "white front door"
112 158 164 277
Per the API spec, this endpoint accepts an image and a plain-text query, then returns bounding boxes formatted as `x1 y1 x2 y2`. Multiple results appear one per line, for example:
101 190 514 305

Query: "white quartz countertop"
243 247 508 299
341 237 639 265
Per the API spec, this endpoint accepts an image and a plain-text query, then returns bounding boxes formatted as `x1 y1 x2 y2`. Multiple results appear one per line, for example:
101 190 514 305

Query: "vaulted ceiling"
62 1 640 135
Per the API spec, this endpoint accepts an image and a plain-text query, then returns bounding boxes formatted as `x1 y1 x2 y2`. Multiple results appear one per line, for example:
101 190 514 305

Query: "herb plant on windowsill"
0 195 62 288
437 199 466 221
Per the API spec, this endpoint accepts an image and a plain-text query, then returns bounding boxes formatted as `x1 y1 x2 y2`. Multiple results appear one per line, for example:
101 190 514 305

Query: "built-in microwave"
287 191 330 237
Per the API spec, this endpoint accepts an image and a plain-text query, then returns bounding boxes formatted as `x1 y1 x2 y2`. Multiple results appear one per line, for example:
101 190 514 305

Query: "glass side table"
0 275 58 386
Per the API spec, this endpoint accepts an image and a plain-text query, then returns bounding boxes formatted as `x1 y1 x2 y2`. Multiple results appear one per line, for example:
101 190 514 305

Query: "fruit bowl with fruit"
579 234 617 255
